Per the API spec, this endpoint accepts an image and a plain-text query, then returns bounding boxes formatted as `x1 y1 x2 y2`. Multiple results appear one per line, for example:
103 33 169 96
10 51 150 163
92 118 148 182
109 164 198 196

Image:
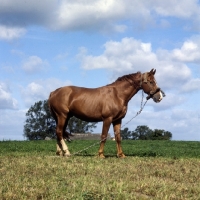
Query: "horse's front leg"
113 119 125 158
98 117 112 158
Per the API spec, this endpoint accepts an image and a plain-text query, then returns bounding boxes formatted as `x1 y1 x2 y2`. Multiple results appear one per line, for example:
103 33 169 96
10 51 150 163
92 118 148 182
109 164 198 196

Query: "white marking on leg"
60 139 70 156
56 143 62 156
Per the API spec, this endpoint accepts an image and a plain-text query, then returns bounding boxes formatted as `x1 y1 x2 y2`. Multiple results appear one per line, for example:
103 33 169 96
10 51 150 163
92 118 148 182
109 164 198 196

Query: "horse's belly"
73 112 102 122
70 104 102 122
69 96 127 122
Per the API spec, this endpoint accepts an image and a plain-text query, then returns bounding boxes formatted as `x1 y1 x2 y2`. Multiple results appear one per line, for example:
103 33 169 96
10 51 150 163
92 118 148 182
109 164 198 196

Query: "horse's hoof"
98 152 105 159
63 154 70 157
56 151 62 156
117 153 126 158
63 151 71 157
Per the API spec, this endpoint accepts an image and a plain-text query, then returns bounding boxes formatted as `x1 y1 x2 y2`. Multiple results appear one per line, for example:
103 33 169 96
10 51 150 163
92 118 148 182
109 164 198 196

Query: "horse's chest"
114 105 127 120
121 106 127 116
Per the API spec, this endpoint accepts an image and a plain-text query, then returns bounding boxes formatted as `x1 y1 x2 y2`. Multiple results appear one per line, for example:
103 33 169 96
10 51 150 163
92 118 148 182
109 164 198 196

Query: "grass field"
0 140 200 199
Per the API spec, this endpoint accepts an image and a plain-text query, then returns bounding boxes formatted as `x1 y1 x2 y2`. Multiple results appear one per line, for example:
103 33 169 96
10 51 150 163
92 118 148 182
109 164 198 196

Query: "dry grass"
0 155 200 200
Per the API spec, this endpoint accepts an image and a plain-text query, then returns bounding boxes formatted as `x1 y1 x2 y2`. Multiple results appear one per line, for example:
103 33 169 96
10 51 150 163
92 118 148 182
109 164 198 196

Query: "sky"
0 0 200 141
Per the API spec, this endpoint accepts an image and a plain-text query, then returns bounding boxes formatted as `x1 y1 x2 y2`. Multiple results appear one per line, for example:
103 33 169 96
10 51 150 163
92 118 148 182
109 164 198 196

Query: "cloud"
0 0 56 27
156 62 191 90
56 0 200 31
22 56 48 74
0 0 133 32
1 0 200 35
0 82 18 109
150 93 185 111
172 39 200 63
22 82 44 104
21 78 72 107
78 37 192 91
0 25 26 40
55 0 148 32
153 0 200 18
79 38 156 72
181 78 200 93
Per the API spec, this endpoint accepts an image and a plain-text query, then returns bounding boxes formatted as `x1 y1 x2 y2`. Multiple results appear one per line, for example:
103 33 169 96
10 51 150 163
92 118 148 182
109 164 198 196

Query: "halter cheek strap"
140 72 148 87
143 73 148 83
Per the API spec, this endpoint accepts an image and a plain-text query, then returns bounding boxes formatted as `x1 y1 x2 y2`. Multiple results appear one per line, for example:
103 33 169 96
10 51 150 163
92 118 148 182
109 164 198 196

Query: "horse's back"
49 85 101 109
49 86 99 100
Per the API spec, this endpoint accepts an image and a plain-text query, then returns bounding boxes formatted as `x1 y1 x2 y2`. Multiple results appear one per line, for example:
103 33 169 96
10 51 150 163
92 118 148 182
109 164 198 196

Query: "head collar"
140 72 165 100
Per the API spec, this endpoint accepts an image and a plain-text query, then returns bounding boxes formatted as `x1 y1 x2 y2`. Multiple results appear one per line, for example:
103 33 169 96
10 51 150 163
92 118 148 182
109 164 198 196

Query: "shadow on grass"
72 152 159 158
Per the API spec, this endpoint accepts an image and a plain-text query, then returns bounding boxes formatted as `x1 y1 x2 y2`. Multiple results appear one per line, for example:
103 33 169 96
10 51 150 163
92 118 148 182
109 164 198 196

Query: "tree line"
23 100 172 140
120 126 172 140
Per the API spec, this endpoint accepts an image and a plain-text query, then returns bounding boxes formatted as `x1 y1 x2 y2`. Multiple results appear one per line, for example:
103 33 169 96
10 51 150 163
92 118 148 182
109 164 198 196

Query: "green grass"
0 140 200 158
0 140 200 199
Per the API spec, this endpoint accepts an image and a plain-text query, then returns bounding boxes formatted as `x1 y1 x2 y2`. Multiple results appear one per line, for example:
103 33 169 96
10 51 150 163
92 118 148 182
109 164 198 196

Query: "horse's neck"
113 81 140 102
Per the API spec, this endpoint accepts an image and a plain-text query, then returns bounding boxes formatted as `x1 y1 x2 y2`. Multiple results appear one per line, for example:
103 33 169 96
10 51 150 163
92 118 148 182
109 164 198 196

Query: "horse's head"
141 69 165 103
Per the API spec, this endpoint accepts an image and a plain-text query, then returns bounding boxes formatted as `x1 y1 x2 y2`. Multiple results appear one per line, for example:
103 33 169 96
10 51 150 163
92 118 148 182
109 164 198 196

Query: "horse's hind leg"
56 115 70 157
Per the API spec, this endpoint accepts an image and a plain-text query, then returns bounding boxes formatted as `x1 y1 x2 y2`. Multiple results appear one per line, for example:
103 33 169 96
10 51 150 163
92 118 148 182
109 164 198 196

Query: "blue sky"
0 0 200 141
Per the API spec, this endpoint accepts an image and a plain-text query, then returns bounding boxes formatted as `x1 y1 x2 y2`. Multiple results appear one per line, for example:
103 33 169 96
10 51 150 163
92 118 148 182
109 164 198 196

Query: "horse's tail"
48 88 63 123
48 91 57 122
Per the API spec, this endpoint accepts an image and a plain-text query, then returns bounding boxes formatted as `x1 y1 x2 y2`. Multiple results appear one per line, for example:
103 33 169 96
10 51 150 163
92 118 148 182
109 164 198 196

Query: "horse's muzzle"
146 88 166 102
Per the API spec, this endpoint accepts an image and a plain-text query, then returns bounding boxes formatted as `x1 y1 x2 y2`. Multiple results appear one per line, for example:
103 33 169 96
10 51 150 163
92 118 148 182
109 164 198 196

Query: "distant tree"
132 125 153 140
24 100 98 140
162 131 172 140
121 127 132 140
131 125 172 140
150 129 172 140
23 100 56 140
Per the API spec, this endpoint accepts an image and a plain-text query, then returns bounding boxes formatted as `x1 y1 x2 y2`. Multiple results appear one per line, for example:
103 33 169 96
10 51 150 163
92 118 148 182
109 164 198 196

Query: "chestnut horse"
48 69 164 158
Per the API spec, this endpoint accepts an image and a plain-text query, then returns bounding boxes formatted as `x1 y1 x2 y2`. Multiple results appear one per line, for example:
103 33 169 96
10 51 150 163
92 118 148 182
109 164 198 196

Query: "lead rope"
121 90 147 129
71 90 148 156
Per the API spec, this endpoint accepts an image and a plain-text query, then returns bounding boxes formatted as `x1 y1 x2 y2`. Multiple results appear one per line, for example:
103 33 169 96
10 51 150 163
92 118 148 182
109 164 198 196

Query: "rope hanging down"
121 90 147 129
71 90 148 156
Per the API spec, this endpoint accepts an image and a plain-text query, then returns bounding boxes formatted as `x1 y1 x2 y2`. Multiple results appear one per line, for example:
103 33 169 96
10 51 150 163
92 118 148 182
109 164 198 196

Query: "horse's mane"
108 72 141 85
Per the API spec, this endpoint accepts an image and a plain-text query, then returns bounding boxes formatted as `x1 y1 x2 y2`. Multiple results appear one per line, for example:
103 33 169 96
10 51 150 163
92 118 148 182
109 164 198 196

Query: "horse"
48 69 164 158
63 131 74 142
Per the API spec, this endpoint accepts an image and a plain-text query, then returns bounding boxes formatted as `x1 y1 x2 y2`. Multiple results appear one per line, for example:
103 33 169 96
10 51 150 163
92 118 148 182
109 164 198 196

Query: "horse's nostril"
153 96 161 103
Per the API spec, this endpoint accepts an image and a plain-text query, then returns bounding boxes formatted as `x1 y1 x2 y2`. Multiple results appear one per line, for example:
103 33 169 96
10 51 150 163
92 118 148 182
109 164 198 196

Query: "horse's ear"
150 68 156 75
